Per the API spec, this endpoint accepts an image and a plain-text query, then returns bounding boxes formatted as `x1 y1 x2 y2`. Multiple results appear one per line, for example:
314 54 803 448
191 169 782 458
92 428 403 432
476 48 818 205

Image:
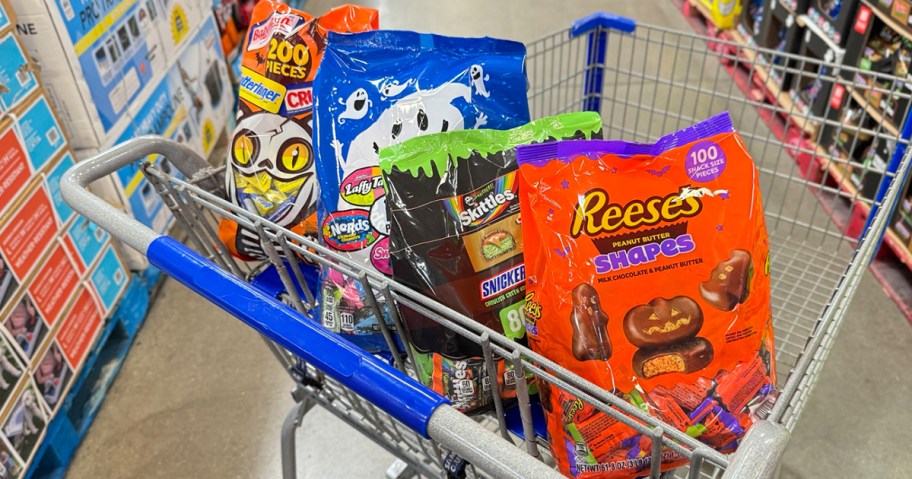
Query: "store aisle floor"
66 1 912 478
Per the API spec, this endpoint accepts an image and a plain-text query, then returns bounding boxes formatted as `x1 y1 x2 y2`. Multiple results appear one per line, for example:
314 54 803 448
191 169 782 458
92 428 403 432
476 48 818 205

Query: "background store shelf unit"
677 0 912 320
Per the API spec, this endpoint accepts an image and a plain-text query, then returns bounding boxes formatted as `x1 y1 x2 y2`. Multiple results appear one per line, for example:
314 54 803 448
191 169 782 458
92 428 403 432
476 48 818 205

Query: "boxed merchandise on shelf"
0 182 61 288
789 16 846 121
153 0 208 62
806 0 860 46
42 152 77 232
750 0 806 89
0 120 36 219
8 0 168 149
26 244 80 338
1 282 105 473
0 30 38 114
12 94 67 174
86 245 128 316
0 332 25 420
61 216 110 276
75 14 233 270
781 0 811 14
3 378 49 472
694 0 742 28
844 2 912 130
739 0 765 41
211 0 243 59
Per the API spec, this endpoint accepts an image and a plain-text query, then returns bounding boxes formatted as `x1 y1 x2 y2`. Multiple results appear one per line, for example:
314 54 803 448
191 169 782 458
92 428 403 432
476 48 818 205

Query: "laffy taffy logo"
570 187 703 237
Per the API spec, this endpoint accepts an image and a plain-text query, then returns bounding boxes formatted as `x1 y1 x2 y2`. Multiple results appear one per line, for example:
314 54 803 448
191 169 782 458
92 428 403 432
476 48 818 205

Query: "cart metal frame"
61 12 912 479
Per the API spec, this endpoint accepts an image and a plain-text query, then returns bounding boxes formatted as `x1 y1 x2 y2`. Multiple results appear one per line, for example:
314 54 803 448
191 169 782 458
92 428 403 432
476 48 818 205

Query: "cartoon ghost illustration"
338 88 371 124
379 79 413 99
469 64 490 98
336 81 472 174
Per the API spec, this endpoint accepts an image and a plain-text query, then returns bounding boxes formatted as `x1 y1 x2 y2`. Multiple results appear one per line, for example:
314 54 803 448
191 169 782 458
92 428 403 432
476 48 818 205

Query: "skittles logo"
445 173 517 228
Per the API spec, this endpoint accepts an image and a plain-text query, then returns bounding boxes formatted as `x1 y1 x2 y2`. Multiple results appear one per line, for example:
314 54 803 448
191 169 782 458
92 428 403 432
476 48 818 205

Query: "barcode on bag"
61 0 74 20
15 69 29 87
46 127 60 145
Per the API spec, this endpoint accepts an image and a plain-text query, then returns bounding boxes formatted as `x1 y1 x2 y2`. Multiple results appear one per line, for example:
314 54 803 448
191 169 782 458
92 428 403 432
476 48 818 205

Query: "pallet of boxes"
0 0 234 476
0 1 132 475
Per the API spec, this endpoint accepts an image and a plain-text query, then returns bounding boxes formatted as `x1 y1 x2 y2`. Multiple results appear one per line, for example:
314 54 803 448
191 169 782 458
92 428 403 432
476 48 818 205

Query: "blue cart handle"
60 137 562 479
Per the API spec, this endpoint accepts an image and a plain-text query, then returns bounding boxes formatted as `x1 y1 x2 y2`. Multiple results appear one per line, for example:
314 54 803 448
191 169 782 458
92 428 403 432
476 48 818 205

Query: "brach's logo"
447 173 517 228
248 13 305 51
480 264 525 300
570 187 703 237
284 85 314 114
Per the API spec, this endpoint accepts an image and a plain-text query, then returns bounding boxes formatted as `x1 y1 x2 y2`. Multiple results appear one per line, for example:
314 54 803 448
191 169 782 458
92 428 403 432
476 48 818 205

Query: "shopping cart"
60 12 911 479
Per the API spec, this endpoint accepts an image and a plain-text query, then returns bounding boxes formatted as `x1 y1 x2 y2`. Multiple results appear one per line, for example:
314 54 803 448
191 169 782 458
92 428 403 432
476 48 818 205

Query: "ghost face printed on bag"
228 112 317 226
334 81 473 176
338 88 371 123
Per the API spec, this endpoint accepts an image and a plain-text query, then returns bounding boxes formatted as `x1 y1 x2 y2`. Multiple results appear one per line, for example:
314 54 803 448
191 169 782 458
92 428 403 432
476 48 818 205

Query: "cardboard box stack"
9 1 235 270
0 2 130 474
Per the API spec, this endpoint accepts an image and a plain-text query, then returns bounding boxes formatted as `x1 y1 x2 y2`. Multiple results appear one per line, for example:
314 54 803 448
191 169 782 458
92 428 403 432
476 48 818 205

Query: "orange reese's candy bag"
515 112 777 478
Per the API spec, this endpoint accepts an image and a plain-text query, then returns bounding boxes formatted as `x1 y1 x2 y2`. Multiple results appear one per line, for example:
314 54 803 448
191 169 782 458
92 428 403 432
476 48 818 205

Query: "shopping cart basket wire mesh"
60 12 911 479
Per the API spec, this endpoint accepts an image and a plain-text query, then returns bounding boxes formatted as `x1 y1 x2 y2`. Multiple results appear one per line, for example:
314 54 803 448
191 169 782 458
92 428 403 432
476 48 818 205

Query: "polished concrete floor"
65 1 912 478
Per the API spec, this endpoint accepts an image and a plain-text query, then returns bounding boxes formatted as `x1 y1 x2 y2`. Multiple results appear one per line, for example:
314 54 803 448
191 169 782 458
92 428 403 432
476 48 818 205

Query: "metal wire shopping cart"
60 12 912 479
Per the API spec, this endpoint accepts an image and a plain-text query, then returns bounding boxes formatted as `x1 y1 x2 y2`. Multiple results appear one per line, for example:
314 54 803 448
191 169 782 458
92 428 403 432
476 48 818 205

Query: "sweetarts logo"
247 12 305 51
446 173 517 228
480 264 526 300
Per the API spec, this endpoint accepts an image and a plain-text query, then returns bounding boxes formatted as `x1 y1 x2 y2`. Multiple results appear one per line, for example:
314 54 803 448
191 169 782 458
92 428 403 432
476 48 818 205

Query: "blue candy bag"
313 30 530 351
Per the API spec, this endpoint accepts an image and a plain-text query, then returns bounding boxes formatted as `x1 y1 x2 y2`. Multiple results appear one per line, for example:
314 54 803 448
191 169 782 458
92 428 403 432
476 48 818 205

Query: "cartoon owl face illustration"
227 112 318 226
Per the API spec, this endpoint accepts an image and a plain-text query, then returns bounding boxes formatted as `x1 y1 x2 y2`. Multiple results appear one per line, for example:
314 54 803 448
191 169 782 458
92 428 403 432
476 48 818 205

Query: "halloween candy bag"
312 30 530 352
379 112 603 412
219 1 378 260
515 112 777 478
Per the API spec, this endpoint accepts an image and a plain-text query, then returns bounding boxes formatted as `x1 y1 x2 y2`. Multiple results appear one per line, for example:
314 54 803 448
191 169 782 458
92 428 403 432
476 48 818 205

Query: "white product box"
153 0 208 62
176 13 233 158
9 0 168 149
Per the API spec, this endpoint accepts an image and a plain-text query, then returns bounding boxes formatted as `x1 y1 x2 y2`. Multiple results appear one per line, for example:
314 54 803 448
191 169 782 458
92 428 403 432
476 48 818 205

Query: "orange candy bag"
515 113 777 478
219 1 378 259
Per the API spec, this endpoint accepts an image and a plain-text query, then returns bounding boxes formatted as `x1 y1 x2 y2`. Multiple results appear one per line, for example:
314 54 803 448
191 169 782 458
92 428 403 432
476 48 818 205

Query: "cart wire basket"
61 12 912 479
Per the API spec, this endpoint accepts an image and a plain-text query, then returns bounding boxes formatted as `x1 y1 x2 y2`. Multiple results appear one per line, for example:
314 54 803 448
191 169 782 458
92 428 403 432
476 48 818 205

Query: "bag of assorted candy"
311 30 531 353
515 112 777 477
219 1 378 260
379 112 603 412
